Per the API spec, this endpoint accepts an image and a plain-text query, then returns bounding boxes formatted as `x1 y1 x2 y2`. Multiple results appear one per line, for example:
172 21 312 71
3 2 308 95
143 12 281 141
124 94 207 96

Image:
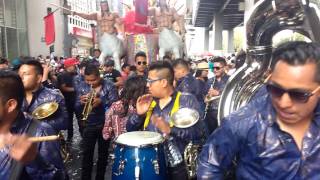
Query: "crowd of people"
0 41 319 180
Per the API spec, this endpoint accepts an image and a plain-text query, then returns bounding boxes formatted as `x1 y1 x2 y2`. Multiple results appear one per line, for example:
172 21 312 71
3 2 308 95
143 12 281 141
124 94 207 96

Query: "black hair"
163 55 171 61
79 60 88 69
0 70 25 109
119 76 147 117
195 69 203 78
213 57 227 66
93 49 101 53
121 63 130 70
84 64 100 77
0 58 8 64
148 61 174 86
172 58 190 70
271 41 320 83
20 57 44 75
135 51 147 62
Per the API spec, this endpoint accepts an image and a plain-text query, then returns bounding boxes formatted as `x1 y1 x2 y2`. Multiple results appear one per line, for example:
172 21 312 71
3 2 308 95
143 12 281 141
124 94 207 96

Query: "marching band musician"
198 42 320 179
126 61 205 179
74 64 118 180
204 57 229 134
0 70 67 179
18 58 68 133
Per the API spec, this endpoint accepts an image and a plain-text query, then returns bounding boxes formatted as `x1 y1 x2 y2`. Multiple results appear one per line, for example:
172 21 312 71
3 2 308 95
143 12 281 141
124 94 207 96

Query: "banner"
135 0 148 24
44 13 55 45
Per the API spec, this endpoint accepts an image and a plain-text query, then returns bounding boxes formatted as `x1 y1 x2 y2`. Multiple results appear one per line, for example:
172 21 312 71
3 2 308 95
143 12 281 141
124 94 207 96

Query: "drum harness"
143 91 201 178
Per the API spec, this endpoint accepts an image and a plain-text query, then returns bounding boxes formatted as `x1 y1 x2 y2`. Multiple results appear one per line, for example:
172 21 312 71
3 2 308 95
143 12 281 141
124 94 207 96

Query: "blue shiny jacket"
176 73 199 96
205 75 229 110
0 112 67 179
126 91 206 153
22 86 68 132
197 94 320 179
74 79 118 126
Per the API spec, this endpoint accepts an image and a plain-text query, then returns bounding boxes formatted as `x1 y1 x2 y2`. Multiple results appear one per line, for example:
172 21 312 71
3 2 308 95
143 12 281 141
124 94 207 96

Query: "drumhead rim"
115 131 164 147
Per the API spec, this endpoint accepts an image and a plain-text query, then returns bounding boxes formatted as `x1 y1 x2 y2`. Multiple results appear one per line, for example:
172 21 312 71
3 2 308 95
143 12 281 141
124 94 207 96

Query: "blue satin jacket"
176 73 199 95
22 86 68 132
74 79 118 126
0 112 67 179
126 91 206 153
197 94 320 180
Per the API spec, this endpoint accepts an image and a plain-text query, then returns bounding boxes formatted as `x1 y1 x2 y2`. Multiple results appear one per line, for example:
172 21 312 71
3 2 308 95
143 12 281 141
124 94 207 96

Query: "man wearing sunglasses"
204 57 229 134
129 51 148 79
198 41 320 179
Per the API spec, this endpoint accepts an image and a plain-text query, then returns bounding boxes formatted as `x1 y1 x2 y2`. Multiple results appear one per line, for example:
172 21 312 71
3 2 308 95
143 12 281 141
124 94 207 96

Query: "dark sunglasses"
266 83 320 103
214 66 222 70
137 61 147 65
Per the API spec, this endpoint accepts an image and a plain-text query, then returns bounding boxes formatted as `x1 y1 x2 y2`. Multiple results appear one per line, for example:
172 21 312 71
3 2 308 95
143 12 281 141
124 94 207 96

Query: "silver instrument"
171 108 201 179
218 0 320 124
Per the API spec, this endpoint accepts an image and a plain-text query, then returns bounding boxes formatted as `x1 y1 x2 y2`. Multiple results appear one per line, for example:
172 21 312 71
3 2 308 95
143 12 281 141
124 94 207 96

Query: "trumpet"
81 85 96 123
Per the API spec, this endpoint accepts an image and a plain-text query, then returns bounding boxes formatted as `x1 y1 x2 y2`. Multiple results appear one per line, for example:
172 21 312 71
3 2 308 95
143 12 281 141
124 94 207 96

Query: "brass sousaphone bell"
32 102 59 120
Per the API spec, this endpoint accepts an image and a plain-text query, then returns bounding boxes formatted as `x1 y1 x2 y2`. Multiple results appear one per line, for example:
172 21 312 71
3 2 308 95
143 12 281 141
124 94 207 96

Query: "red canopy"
124 11 153 34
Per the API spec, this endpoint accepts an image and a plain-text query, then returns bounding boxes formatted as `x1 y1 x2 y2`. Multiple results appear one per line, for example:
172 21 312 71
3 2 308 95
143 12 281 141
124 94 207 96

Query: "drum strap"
143 91 181 130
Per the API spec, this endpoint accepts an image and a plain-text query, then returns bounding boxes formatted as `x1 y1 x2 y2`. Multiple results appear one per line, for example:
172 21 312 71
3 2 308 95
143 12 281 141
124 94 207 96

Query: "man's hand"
4 134 38 164
208 88 220 97
80 94 88 105
92 97 102 108
151 115 171 135
136 94 153 115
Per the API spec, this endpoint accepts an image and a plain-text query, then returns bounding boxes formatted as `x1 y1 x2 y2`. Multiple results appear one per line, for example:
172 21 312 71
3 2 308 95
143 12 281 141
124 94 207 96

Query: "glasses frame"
213 66 223 70
146 78 163 85
265 82 320 103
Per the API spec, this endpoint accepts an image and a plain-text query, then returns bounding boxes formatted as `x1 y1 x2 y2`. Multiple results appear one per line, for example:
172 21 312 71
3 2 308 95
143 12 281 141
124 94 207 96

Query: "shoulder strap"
9 119 38 180
143 91 182 129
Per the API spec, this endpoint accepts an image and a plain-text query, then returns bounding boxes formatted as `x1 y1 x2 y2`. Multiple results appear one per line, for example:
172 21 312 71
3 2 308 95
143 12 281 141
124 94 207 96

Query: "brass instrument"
171 108 201 179
218 0 320 125
32 102 59 120
31 102 70 163
81 85 96 123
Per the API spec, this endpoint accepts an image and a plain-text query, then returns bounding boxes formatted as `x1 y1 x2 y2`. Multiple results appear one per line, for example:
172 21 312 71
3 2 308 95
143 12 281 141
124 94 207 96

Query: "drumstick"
28 135 60 142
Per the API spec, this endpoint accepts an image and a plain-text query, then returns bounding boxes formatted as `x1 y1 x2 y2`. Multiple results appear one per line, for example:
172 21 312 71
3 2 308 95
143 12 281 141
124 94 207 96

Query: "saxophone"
81 85 96 124
218 0 320 124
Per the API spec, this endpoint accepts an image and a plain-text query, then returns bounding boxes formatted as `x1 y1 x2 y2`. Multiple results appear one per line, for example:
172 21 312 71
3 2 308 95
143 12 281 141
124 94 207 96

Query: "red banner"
44 13 55 45
135 0 148 24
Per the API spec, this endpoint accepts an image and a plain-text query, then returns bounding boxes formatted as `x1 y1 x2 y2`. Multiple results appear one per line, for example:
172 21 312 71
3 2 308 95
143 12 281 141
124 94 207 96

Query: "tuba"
218 0 320 124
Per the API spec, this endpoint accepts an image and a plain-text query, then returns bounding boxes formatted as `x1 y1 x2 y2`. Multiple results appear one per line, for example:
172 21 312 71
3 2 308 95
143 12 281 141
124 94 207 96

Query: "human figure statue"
149 0 186 60
72 0 124 70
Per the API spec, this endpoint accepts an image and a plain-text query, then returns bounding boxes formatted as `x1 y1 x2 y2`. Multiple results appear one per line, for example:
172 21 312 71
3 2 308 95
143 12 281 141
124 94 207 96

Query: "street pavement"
64 119 112 180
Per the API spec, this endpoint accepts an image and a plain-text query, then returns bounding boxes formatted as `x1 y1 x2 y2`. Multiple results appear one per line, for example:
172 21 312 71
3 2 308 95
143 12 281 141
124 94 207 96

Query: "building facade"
0 0 28 60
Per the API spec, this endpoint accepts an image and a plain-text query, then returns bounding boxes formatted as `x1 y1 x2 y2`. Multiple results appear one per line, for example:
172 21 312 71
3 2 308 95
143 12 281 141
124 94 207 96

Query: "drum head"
115 131 164 147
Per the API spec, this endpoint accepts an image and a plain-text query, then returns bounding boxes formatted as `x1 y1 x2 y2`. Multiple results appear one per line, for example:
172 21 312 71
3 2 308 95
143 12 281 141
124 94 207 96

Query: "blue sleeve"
25 123 67 179
197 118 239 179
46 91 68 132
74 86 83 118
103 82 119 110
126 113 145 131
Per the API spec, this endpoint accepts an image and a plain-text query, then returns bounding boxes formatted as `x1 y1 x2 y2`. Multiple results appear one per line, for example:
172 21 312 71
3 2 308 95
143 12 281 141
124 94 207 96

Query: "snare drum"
112 131 168 180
